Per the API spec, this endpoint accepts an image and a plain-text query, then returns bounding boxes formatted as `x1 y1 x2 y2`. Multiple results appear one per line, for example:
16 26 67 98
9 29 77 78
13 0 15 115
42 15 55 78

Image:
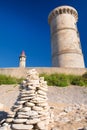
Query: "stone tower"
19 51 26 68
48 5 85 68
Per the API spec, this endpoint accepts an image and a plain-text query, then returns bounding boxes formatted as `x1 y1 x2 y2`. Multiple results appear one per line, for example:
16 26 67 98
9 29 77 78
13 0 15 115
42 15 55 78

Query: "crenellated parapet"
48 6 78 24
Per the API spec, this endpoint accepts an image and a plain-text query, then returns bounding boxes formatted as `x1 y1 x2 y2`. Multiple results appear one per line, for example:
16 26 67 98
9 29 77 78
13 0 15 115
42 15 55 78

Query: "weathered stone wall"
0 67 86 78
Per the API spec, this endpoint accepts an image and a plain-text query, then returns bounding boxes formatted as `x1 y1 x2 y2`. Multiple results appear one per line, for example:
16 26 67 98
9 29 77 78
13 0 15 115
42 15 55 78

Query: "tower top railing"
48 5 78 24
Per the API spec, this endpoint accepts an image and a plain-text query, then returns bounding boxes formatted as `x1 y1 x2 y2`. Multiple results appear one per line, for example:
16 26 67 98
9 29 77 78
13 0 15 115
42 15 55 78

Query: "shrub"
0 74 23 85
82 72 87 79
40 73 87 87
40 73 69 87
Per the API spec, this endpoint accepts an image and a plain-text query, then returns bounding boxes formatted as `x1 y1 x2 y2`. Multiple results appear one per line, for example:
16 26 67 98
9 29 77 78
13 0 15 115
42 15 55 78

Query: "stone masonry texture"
48 5 85 68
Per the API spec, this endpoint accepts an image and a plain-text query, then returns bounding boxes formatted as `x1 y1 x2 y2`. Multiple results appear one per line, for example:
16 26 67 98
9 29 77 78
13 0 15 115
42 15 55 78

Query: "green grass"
0 74 23 85
1 72 87 87
40 73 87 87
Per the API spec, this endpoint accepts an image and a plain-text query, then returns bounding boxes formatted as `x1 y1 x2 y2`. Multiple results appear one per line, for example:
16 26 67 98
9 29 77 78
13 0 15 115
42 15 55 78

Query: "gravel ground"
0 85 87 130
0 85 87 111
48 85 87 105
0 85 19 111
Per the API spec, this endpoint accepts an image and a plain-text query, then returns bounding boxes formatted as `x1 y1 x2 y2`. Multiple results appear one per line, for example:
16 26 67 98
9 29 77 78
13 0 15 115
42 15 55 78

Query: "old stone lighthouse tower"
19 51 26 68
48 5 85 68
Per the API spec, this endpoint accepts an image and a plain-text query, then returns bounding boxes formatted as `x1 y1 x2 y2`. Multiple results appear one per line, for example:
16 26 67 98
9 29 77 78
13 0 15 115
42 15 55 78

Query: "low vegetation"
40 73 87 87
0 74 23 85
0 72 87 87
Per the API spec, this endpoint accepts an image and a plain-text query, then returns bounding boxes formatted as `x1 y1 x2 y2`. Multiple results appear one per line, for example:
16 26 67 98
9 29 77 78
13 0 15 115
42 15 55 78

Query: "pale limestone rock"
22 80 26 84
29 111 38 116
38 87 48 92
27 80 39 84
17 114 29 119
19 107 31 112
21 90 35 94
17 112 29 116
32 106 43 111
11 124 33 130
64 106 73 113
20 96 34 100
37 90 47 96
0 126 8 130
16 100 26 105
25 102 35 107
6 118 13 123
39 77 44 80
7 113 15 118
27 85 36 90
21 93 35 97
39 116 49 121
37 103 48 107
51 127 59 130
26 118 40 124
13 119 27 124
2 123 8 127
38 111 49 116
12 105 22 109
37 94 48 100
37 120 48 130
31 97 44 102
17 111 38 118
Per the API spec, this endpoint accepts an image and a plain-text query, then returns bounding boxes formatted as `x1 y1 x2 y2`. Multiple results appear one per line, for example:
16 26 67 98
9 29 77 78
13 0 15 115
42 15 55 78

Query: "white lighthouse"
19 51 26 68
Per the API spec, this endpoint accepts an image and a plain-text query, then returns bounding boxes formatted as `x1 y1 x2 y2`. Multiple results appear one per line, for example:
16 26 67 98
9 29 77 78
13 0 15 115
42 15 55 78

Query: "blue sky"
0 0 87 68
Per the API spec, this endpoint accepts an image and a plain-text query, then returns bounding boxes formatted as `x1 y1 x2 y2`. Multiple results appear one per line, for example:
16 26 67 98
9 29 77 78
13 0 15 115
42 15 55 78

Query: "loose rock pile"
0 69 52 130
51 104 87 130
54 104 87 123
